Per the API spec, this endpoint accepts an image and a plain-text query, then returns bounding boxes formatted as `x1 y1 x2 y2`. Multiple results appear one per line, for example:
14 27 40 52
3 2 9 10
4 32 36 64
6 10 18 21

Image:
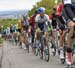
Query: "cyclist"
21 15 29 32
35 7 50 33
10 24 13 34
62 0 75 66
49 7 58 56
29 10 39 52
35 7 50 51
21 15 30 49
6 27 10 40
10 24 14 41
55 2 68 63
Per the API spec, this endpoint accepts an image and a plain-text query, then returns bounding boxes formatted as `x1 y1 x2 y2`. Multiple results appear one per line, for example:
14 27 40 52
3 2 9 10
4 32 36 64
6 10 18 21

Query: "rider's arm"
35 14 40 23
45 14 51 26
34 32 37 42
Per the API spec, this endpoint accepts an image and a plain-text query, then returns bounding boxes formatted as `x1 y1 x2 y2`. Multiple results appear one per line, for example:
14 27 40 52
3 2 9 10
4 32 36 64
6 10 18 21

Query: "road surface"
1 41 75 68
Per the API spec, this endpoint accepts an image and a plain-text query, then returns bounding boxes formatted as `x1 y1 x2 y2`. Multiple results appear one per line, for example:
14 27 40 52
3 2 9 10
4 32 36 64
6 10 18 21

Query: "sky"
0 0 40 11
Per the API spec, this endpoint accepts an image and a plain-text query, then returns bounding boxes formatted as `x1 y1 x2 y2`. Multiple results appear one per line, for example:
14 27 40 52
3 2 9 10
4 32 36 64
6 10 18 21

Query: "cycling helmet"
37 7 45 13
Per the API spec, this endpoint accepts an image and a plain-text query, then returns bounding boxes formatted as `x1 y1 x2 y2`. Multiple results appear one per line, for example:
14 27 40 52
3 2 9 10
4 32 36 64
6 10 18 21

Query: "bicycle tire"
44 45 50 62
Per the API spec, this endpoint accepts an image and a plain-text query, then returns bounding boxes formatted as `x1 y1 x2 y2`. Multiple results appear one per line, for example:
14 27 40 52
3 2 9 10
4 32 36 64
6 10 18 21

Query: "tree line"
29 0 62 16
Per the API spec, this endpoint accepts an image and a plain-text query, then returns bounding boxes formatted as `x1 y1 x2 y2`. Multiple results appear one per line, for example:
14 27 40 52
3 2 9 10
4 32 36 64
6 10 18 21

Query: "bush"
0 37 3 44
0 19 18 29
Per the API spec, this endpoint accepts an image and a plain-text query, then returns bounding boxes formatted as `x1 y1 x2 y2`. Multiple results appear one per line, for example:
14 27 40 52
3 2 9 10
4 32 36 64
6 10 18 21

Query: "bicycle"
34 29 42 56
40 31 50 62
26 34 32 53
34 40 41 56
51 28 59 56
59 26 75 68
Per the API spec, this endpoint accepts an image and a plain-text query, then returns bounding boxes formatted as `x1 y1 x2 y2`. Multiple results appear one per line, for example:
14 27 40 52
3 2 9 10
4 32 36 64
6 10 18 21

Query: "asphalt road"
1 41 75 68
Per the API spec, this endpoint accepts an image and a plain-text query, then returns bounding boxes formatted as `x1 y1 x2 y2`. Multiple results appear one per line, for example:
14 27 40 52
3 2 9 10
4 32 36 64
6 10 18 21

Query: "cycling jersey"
55 3 67 30
35 14 50 32
35 14 49 23
56 3 63 16
29 14 37 30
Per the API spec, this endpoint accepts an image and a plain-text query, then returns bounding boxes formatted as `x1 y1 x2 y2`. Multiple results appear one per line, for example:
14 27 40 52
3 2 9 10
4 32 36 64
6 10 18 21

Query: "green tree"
29 0 62 16
0 19 18 29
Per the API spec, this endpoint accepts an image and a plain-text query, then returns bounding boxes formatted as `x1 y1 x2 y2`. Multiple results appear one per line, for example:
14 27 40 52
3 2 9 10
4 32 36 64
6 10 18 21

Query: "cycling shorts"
38 23 46 32
62 7 72 24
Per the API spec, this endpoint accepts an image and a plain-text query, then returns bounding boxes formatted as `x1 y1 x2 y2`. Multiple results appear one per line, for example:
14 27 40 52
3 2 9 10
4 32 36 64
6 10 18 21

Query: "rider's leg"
59 29 66 60
31 30 35 52
51 28 56 53
66 21 75 65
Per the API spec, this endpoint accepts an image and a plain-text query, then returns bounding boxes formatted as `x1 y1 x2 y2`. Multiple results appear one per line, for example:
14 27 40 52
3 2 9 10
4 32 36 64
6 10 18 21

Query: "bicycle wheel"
26 44 29 53
44 45 49 62
35 48 39 56
40 44 43 59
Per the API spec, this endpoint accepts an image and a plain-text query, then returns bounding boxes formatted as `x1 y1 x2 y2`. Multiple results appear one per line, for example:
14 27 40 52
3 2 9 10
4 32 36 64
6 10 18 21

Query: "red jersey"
29 14 37 29
56 3 63 16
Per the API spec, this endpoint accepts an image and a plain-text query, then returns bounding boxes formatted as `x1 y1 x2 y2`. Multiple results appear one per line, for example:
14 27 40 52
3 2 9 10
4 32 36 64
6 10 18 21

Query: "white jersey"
35 14 50 23
63 0 75 5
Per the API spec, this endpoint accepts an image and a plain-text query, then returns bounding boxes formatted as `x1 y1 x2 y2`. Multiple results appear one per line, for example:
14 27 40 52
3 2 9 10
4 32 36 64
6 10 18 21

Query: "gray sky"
0 0 40 11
